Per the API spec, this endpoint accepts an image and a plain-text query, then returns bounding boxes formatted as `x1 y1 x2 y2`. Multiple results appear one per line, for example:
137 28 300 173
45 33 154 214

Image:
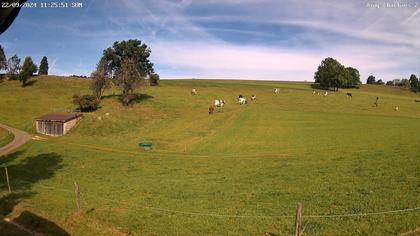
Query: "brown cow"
208 105 215 115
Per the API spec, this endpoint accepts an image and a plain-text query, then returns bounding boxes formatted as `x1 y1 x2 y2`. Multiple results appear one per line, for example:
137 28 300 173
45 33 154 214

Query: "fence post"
5 167 11 193
74 182 80 212
294 203 302 236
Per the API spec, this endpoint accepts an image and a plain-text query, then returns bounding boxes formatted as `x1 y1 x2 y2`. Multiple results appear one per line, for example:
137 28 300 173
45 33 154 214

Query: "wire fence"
2 177 419 220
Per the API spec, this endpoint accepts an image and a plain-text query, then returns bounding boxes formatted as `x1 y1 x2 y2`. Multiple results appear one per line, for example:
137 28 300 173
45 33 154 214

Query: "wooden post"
294 203 302 236
74 182 80 212
5 167 11 193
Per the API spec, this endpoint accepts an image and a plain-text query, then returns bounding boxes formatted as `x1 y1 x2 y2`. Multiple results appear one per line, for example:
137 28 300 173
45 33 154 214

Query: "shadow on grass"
0 151 69 235
0 210 71 236
22 79 38 87
102 93 154 104
0 151 24 167
310 83 336 91
310 83 360 91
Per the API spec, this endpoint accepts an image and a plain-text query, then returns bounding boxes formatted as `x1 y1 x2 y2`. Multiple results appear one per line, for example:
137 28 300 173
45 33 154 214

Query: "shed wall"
63 117 82 135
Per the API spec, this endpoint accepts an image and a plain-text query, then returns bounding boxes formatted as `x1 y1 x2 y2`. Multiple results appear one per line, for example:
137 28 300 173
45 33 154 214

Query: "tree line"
0 45 49 86
74 39 160 111
366 74 420 92
314 57 419 93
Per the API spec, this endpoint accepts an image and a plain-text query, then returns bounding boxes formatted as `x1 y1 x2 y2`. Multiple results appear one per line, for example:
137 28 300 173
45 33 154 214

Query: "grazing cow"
251 95 256 101
239 97 247 105
191 88 197 95
214 99 225 107
374 97 379 107
346 92 352 98
274 88 280 94
394 106 399 111
208 105 215 115
324 91 329 96
312 90 316 95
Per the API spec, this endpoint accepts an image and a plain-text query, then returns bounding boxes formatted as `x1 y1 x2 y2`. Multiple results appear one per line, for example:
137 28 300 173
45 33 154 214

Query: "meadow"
0 76 419 235
0 128 14 148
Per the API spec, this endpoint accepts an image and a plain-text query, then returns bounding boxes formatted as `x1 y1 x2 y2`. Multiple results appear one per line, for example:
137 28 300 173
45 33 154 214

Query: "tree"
90 58 111 102
314 57 347 91
38 56 49 75
400 78 410 87
116 59 144 105
6 54 21 80
149 73 160 86
100 39 154 79
366 75 376 84
344 67 361 88
19 56 37 86
0 45 6 71
409 74 419 92
376 79 384 85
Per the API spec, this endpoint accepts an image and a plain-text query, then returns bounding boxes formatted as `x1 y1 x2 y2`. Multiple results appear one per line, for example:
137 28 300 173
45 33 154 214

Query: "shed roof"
36 113 83 122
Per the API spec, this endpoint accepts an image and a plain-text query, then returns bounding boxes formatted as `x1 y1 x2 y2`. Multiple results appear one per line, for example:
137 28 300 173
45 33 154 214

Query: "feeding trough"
139 142 153 150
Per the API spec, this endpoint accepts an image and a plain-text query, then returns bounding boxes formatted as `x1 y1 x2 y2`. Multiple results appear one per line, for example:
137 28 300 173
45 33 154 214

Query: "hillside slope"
0 76 419 235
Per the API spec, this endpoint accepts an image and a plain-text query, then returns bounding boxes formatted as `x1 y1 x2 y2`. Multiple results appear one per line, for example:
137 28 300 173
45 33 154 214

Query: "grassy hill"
0 76 419 235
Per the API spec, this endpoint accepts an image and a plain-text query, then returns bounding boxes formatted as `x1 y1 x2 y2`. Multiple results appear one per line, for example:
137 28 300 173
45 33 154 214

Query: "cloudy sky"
1 0 419 81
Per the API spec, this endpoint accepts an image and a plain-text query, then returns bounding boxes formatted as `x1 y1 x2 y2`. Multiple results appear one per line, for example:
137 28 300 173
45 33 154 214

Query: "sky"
0 0 419 81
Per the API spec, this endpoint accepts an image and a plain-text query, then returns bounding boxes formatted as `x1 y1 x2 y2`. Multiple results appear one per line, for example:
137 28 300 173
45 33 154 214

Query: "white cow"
324 91 328 96
251 95 256 101
239 97 247 105
274 88 280 94
214 99 225 107
191 88 197 95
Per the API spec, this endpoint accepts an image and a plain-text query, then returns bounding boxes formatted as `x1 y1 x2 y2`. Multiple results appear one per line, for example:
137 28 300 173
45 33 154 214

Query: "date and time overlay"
1 1 83 9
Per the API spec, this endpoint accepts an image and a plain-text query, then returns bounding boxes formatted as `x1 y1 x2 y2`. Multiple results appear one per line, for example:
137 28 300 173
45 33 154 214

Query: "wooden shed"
36 113 83 136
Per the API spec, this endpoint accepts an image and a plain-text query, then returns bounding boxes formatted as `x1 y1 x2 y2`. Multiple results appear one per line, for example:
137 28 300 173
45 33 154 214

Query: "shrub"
149 73 160 86
72 95 99 112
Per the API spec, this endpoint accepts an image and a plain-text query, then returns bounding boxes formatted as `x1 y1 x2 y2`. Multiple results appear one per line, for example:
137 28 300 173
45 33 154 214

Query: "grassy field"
0 127 14 148
0 76 419 235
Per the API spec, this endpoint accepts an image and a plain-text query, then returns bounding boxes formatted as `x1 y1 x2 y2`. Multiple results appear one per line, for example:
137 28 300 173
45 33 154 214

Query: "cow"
251 95 256 101
214 99 225 107
324 91 329 96
312 90 316 95
191 88 197 95
346 92 352 98
274 88 280 94
208 105 215 115
238 95 247 105
394 106 399 111
373 97 379 107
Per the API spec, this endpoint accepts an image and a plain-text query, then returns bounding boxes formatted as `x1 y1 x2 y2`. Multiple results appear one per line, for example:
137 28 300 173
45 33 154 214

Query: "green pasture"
0 76 419 235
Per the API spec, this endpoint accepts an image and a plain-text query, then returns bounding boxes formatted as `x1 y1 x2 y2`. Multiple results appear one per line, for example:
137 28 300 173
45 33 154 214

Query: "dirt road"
0 123 31 156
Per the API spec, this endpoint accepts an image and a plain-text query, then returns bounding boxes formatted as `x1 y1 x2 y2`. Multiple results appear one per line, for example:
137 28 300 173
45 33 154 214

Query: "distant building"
36 113 82 136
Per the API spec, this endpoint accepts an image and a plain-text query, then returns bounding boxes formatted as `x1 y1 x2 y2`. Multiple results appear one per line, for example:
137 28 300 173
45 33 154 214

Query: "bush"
72 95 99 112
149 73 160 86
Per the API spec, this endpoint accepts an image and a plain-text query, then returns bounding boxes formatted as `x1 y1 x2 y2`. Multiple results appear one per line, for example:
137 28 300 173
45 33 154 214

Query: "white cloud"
150 40 415 81
17 0 419 80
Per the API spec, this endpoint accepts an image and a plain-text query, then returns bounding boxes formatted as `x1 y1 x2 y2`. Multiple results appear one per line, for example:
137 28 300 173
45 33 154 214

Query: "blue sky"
1 0 419 81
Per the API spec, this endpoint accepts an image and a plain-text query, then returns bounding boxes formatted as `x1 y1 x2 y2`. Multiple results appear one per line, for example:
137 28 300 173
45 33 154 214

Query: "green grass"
0 76 419 235
0 127 14 148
